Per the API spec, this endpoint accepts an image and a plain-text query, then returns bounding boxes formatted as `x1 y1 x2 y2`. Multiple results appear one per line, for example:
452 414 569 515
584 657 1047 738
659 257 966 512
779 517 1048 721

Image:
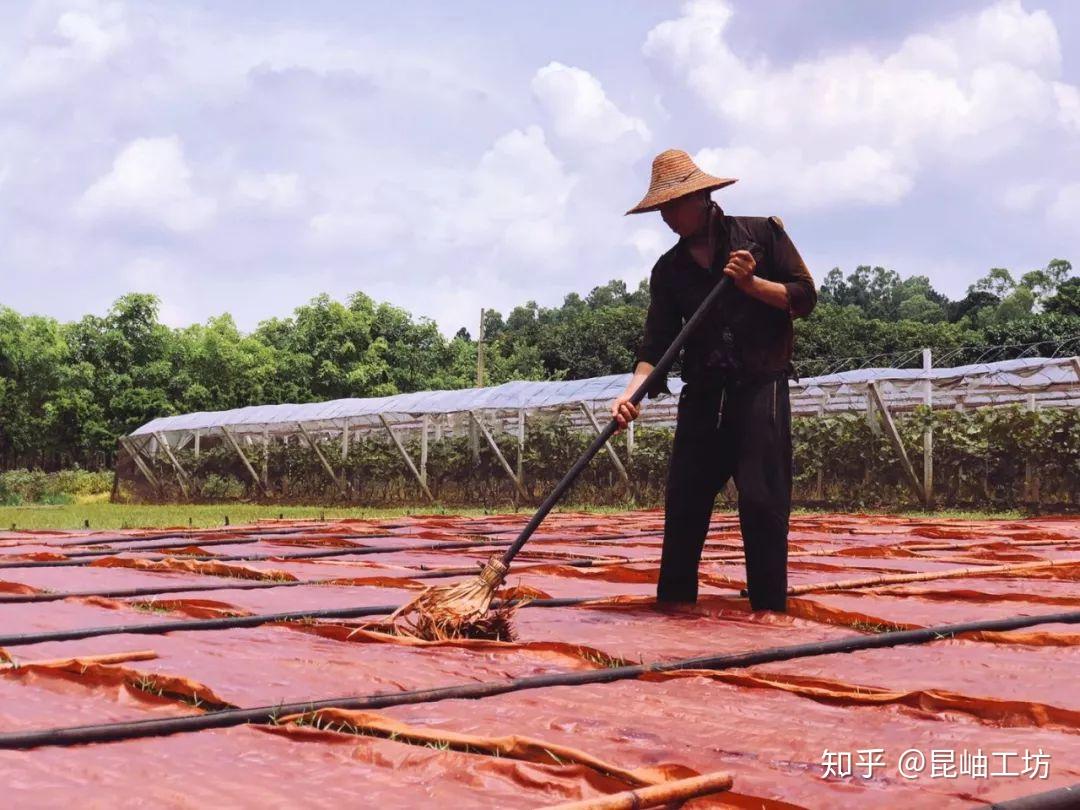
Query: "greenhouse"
119 355 1080 508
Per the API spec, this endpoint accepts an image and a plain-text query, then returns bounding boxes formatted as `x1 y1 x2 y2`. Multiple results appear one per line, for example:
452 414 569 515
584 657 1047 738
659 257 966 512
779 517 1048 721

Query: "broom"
389 239 753 641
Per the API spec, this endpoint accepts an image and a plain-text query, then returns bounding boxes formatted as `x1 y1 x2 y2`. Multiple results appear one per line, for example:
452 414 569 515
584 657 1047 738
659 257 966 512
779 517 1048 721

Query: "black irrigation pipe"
46 532 405 558
0 530 664 571
46 525 359 548
0 596 594 648
0 552 703 604
1 609 1077 750
0 539 512 570
985 783 1080 810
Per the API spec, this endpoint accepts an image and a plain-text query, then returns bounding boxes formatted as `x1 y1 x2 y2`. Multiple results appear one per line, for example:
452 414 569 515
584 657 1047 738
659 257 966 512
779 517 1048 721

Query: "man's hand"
610 392 640 432
723 249 756 290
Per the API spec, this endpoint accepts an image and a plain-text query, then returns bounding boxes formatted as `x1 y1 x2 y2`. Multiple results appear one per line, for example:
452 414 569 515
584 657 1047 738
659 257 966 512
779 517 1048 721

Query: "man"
610 149 816 612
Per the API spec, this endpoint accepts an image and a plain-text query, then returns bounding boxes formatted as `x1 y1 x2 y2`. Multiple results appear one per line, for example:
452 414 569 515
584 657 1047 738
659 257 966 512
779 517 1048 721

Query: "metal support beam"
420 414 429 487
220 426 269 497
119 437 160 494
194 430 201 458
868 382 927 506
516 408 525 486
579 403 629 484
922 348 934 509
379 414 435 503
469 410 529 500
262 429 270 489
296 423 347 498
153 432 190 499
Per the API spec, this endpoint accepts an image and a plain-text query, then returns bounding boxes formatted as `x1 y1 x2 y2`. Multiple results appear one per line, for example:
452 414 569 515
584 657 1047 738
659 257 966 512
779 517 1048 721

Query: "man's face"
658 192 708 237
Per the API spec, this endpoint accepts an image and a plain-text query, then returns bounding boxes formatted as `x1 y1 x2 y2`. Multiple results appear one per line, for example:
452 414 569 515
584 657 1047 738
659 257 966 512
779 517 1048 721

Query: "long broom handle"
498 273 734 568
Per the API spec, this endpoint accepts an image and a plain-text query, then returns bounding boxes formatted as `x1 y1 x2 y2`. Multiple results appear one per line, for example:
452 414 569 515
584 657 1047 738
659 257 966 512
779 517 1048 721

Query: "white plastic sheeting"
129 356 1080 449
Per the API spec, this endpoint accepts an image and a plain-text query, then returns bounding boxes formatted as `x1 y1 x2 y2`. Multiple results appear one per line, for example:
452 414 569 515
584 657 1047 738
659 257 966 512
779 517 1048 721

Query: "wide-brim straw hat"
626 149 737 215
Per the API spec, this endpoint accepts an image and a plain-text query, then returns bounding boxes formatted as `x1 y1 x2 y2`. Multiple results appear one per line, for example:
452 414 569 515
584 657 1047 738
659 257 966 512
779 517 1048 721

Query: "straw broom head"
388 556 517 641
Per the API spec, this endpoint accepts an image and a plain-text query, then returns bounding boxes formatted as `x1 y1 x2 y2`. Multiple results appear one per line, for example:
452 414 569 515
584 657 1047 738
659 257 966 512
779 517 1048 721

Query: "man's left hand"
723 249 756 290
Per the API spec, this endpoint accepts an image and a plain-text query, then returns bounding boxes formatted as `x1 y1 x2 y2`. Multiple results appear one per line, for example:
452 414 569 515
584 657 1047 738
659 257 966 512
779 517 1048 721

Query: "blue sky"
1 0 1077 334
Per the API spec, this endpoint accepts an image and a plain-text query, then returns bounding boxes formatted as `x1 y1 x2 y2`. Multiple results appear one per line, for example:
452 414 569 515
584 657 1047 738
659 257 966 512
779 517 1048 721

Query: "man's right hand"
610 393 640 432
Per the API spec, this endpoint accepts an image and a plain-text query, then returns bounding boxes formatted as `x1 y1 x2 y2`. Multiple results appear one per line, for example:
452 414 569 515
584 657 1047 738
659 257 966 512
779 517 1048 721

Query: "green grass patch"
0 501 1028 531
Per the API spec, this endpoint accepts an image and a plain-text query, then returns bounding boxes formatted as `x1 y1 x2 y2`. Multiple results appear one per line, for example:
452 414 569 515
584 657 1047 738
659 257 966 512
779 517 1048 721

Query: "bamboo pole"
297 422 347 498
579 403 629 484
220 426 269 497
1 650 158 670
868 381 927 505
153 432 190 498
379 415 435 503
784 559 1076 596
469 411 529 500
540 773 734 810
539 771 734 810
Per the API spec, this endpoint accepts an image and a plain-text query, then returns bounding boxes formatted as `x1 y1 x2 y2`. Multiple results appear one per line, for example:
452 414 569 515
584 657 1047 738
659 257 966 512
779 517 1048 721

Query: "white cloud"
1054 82 1080 131
644 0 1079 209
427 125 577 263
6 1 130 94
77 136 217 232
696 145 913 210
997 181 1046 212
531 62 650 154
1048 184 1080 227
234 172 303 212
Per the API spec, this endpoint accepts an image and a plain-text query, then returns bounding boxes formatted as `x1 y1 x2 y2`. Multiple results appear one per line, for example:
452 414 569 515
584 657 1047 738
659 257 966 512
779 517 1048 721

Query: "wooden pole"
220 426 269 497
579 403 629 484
867 382 927 505
194 430 201 458
119 437 160 494
296 423 347 498
341 422 349 459
469 410 529 500
379 414 435 503
153 432 190 499
922 348 934 508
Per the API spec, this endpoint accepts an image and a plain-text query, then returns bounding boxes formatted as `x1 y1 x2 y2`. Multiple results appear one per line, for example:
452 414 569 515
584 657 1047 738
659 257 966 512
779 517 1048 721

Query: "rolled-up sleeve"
634 258 679 397
769 216 817 319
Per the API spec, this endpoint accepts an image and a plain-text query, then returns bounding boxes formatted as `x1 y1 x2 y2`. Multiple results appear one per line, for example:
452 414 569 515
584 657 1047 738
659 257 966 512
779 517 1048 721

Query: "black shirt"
634 207 816 396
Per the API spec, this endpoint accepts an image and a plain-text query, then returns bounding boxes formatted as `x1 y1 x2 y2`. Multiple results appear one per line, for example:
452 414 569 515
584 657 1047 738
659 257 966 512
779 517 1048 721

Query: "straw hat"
625 149 737 215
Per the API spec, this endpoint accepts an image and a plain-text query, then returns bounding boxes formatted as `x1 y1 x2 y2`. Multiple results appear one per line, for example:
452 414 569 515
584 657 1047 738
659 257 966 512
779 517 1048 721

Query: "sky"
1 0 1078 335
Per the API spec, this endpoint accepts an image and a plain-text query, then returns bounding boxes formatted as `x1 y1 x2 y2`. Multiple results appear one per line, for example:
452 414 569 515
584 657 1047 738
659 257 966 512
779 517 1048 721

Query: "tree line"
1 259 1076 471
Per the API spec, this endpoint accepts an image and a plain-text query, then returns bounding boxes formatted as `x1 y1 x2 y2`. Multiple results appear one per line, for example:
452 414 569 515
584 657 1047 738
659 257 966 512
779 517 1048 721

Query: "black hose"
985 783 1080 809
1 607 1075 750
0 529 662 571
0 596 594 647
0 538 509 570
0 548 697 604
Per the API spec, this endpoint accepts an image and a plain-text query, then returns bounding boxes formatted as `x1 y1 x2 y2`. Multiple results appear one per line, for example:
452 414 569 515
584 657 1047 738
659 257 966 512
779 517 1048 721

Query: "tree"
1044 277 1080 317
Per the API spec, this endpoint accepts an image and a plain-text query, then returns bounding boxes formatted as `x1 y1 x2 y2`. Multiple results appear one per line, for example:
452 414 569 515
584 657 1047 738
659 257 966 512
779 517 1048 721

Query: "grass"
0 501 651 531
0 501 1028 532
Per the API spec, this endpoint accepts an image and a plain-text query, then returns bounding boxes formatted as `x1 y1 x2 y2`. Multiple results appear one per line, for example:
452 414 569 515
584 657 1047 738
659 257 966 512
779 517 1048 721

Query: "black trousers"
657 375 792 611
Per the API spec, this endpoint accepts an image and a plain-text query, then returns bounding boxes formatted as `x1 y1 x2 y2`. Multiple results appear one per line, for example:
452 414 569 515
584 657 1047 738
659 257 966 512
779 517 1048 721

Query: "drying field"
1 512 1078 808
